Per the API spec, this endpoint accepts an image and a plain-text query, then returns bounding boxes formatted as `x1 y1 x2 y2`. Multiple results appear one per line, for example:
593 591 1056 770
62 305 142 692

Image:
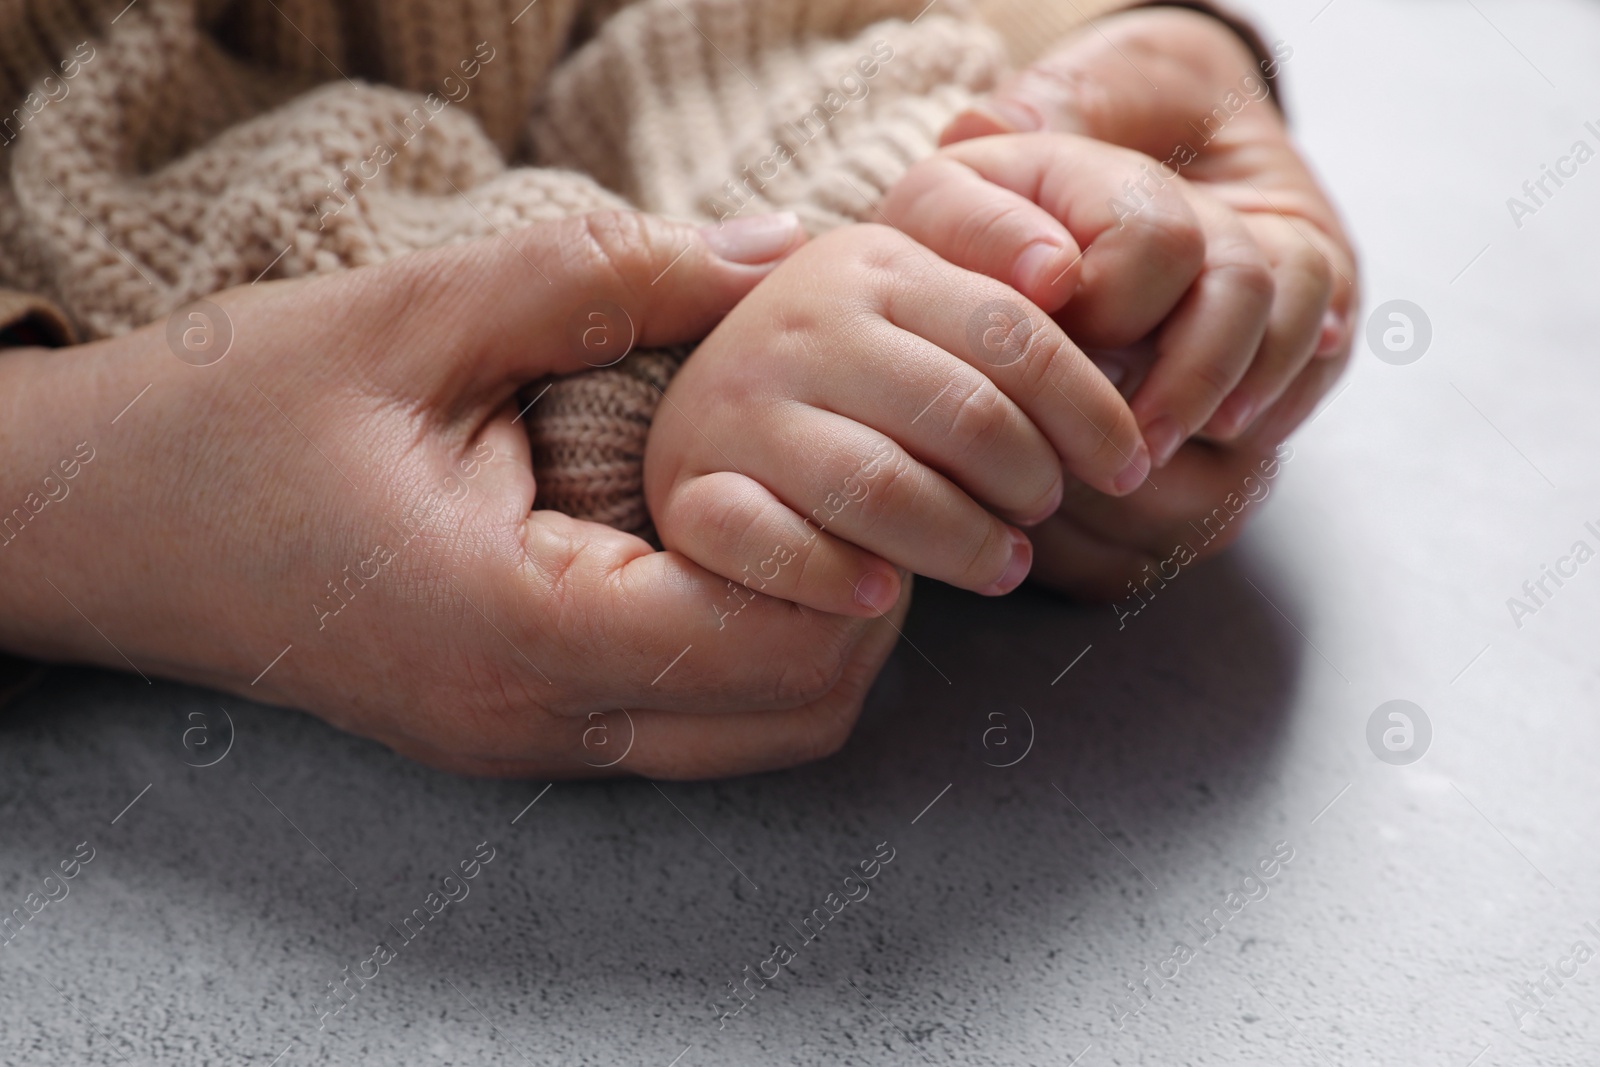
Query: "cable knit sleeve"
0 0 1222 541
531 0 1008 233
521 0 1012 531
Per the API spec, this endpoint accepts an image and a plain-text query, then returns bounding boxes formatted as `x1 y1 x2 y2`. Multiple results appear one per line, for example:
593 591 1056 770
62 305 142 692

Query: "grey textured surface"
5 1 1600 1064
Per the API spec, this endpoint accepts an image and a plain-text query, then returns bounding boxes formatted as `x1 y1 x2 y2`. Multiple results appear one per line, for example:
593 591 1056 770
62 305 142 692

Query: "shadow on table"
0 546 1303 1054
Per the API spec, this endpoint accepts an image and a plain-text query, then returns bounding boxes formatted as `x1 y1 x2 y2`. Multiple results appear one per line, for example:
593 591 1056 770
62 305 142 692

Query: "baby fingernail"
1315 309 1345 357
1113 440 1151 495
1214 392 1256 437
983 97 1044 133
700 211 802 265
1015 241 1073 303
1022 482 1065 526
854 570 899 614
1142 416 1185 469
980 527 1034 596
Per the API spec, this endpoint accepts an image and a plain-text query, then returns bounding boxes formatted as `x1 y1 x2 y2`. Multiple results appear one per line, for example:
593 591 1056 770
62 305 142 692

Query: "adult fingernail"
854 570 899 614
1142 416 1185 469
982 97 1044 133
1015 241 1073 303
980 527 1034 596
1315 309 1345 357
700 211 802 265
1113 439 1151 495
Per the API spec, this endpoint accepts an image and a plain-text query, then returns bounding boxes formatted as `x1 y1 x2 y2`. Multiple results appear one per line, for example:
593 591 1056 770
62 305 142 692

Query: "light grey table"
5 2 1599 1064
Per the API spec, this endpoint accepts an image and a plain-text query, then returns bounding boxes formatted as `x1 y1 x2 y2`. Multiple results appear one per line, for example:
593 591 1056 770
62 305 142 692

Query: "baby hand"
882 132 1333 468
644 219 1151 620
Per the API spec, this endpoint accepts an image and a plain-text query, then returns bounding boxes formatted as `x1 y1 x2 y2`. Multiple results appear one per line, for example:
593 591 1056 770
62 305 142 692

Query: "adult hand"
0 212 906 778
940 6 1358 599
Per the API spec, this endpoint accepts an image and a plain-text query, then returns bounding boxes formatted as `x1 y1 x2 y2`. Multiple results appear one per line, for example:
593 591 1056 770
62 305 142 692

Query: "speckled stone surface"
5 2 1600 1064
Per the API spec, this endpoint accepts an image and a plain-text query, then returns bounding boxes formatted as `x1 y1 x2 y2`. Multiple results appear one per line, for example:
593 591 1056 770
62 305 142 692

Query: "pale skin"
0 213 909 780
942 7 1359 599
0 9 1358 776
656 7 1359 607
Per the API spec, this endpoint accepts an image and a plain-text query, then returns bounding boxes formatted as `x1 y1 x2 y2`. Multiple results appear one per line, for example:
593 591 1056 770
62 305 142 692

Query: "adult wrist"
0 333 164 667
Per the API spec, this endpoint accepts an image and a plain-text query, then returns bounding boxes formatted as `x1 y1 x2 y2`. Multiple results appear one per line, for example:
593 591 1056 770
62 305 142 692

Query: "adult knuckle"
560 210 655 300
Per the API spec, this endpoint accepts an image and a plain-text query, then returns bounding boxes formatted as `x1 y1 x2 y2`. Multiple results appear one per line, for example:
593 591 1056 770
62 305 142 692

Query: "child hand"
643 220 1152 619
881 131 1328 469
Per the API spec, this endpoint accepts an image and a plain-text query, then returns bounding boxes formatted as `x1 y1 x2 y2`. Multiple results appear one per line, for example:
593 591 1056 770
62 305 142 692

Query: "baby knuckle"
1189 357 1242 405
1213 255 1277 310
829 223 922 281
768 631 851 706
1012 320 1070 397
1283 241 1336 301
688 480 766 552
953 200 1040 263
851 447 920 533
1125 201 1205 274
796 702 862 763
942 377 1008 458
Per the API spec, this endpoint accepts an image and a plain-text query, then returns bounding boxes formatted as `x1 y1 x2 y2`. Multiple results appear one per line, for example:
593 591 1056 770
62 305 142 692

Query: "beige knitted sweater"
0 0 1238 533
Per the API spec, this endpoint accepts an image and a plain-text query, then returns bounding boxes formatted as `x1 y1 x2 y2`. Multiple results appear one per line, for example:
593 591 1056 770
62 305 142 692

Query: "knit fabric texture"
0 0 1132 533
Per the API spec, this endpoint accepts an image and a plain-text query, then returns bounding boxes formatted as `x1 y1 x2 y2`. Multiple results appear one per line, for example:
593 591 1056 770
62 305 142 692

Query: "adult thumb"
380 210 806 395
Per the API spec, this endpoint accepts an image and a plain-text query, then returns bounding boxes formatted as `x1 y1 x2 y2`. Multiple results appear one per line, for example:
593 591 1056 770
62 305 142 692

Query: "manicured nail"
854 570 899 614
1142 416 1185 469
980 527 1033 596
700 211 802 265
1314 309 1345 357
1015 241 1073 304
983 97 1044 133
1113 439 1151 495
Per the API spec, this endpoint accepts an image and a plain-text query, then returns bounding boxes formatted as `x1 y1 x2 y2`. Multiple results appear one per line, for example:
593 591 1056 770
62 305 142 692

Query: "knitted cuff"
525 347 685 540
